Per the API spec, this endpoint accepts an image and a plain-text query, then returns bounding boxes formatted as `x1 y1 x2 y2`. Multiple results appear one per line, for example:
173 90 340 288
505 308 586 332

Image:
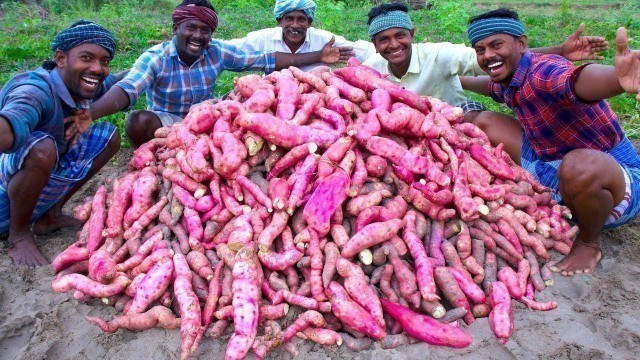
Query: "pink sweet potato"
341 219 405 259
489 281 514 344
85 306 180 333
380 299 472 348
128 257 174 314
326 282 386 339
303 171 350 236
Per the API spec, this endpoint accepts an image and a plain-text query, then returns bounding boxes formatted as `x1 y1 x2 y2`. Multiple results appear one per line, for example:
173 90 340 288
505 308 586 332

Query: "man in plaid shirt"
0 20 121 266
463 8 640 276
89 0 354 147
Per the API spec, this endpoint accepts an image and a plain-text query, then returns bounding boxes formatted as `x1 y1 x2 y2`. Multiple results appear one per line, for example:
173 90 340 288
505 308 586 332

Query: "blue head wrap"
368 10 413 39
274 0 317 20
51 20 116 57
467 17 525 46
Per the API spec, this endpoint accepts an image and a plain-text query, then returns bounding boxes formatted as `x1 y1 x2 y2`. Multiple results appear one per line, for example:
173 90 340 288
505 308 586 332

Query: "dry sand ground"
1 148 639 360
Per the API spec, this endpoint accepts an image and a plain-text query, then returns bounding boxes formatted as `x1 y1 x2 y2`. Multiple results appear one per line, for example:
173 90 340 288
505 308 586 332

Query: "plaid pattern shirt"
116 39 276 119
489 51 624 161
0 67 115 155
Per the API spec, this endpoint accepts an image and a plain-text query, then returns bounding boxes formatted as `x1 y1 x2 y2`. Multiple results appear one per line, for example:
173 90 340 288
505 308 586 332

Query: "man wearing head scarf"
89 0 354 148
227 0 375 72
363 3 609 123
462 8 640 277
0 20 121 266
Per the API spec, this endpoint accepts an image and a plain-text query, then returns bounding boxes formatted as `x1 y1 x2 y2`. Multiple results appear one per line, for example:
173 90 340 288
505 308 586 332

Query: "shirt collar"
508 50 533 88
49 67 90 110
406 44 420 74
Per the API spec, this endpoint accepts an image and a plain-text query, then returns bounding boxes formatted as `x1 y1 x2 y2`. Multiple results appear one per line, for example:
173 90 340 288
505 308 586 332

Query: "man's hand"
614 27 640 101
320 36 355 64
560 23 609 61
64 108 92 146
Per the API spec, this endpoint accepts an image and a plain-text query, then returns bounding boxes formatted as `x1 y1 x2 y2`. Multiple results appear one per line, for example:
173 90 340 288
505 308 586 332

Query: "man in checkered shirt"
463 8 640 276
89 0 354 148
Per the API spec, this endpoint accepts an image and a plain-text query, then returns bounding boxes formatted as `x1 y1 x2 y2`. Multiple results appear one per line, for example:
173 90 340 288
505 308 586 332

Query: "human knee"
469 111 493 131
125 111 159 148
125 111 148 135
107 131 122 154
558 149 600 191
462 110 481 124
24 138 57 171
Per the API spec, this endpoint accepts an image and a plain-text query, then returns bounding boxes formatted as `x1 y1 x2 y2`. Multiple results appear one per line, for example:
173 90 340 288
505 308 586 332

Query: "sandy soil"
1 148 639 360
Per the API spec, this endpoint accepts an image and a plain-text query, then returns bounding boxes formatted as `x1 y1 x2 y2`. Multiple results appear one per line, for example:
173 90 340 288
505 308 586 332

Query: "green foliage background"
1 0 638 144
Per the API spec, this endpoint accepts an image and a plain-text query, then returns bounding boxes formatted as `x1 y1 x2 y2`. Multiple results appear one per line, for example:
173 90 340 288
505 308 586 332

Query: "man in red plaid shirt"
462 8 640 276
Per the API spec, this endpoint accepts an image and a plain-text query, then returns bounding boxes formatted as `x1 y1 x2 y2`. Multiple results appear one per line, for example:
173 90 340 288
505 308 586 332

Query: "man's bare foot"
32 209 82 235
7 232 50 266
549 241 602 276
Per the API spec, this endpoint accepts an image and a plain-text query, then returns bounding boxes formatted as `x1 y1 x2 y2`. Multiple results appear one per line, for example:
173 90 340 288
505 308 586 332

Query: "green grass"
1 0 639 145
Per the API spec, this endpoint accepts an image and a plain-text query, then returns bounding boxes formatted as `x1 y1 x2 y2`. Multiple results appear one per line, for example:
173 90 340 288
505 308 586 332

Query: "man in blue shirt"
0 20 121 266
90 0 354 148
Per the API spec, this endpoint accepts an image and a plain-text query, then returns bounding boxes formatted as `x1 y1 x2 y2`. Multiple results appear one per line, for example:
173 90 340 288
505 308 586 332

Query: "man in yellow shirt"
363 3 608 124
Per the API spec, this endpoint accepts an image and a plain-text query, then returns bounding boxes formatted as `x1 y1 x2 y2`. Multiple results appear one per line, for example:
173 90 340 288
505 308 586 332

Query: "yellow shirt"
363 42 485 106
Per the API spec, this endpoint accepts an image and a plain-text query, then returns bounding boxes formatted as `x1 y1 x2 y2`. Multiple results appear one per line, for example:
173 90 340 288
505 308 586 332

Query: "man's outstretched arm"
574 28 639 102
274 36 354 70
460 76 491 96
531 23 609 62
90 86 130 120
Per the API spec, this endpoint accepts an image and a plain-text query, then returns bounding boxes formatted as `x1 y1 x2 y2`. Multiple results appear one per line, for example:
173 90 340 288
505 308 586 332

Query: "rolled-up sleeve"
489 83 506 104
115 51 160 110
0 84 51 153
217 41 276 74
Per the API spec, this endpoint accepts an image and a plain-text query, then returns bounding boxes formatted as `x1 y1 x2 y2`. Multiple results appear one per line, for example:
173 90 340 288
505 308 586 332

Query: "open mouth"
487 61 504 74
81 76 100 90
187 40 203 51
385 48 406 60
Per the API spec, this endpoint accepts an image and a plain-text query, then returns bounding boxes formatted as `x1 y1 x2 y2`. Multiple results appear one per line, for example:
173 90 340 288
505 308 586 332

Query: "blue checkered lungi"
0 122 116 233
520 134 640 229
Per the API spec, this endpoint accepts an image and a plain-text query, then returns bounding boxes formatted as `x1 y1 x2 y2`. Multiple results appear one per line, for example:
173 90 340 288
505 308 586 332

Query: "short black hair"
177 0 216 12
468 8 519 25
368 3 409 26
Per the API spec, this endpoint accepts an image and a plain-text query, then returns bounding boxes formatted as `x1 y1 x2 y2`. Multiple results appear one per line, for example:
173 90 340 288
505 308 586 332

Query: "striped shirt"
116 38 277 118
489 51 624 161
0 67 116 155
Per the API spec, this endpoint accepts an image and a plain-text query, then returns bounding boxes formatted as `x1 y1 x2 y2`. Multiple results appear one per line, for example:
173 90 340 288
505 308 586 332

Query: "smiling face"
277 10 312 52
473 33 528 84
55 43 111 101
173 19 213 65
372 27 414 77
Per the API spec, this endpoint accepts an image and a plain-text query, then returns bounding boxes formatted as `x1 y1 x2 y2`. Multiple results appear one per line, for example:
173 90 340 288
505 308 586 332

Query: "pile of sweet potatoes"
53 60 575 359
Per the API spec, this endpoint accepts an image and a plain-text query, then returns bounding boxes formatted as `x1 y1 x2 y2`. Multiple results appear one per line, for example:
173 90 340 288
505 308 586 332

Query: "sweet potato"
381 299 473 348
85 306 180 333
303 171 350 236
326 282 386 339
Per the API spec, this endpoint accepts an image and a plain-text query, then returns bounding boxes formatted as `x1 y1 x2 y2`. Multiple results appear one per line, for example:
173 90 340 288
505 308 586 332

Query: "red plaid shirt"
489 51 624 161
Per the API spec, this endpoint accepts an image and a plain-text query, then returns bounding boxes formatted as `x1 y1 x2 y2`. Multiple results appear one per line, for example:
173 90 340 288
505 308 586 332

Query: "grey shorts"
126 110 183 127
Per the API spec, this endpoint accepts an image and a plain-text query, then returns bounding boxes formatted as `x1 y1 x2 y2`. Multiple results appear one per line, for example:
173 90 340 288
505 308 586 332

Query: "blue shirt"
116 38 277 118
0 67 115 155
